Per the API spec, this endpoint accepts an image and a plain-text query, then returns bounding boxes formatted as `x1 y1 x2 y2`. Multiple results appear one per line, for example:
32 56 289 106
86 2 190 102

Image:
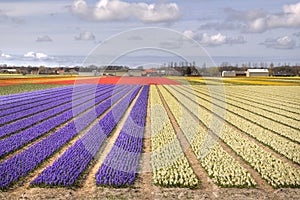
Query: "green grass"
0 84 68 96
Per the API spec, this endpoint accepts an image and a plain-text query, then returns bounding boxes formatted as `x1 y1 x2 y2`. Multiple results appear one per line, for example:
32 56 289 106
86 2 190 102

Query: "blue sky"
0 0 299 66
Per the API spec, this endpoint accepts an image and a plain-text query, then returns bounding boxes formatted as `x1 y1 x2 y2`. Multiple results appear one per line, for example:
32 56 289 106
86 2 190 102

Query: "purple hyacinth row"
30 86 141 187
0 85 96 118
0 85 102 124
0 84 93 106
0 85 84 109
96 86 149 187
0 85 128 158
0 85 121 138
0 85 76 104
0 85 136 190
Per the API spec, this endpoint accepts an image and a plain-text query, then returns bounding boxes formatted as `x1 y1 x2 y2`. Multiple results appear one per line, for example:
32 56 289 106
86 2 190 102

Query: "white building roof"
247 69 269 73
0 69 17 72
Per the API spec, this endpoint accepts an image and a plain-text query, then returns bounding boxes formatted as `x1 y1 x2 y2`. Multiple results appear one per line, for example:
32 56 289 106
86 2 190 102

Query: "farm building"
246 69 269 77
235 71 247 76
128 69 142 77
142 69 158 77
101 69 128 76
222 71 236 77
0 69 17 74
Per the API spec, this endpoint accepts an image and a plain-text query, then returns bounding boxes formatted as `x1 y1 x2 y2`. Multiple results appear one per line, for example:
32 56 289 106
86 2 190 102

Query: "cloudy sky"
0 0 299 66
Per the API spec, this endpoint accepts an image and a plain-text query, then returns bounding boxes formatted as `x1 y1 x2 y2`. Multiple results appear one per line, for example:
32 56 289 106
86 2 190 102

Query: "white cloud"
182 30 197 40
260 36 297 49
244 2 300 32
225 8 266 22
1 53 11 59
24 51 48 59
197 33 246 46
200 33 226 46
36 53 48 59
248 18 267 33
220 2 300 33
71 0 180 23
72 0 88 16
36 35 53 42
24 51 35 58
74 31 96 41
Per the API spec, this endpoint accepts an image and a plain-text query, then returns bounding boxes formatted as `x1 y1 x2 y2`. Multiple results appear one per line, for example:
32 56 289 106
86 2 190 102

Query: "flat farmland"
0 76 299 199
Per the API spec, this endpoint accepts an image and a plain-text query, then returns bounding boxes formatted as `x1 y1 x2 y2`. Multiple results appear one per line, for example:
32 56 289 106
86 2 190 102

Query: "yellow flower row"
190 86 300 143
149 86 199 188
158 85 256 188
167 85 300 188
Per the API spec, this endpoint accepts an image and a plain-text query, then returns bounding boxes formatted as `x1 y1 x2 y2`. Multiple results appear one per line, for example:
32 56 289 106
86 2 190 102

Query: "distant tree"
186 67 192 75
38 66 46 74
192 61 196 67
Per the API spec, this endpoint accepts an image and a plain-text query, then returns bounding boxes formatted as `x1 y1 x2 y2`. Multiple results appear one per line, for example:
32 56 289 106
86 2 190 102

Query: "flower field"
0 78 299 199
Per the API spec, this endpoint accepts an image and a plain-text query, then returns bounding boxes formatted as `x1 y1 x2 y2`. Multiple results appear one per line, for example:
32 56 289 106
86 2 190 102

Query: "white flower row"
241 86 300 102
149 86 199 188
174 85 300 164
222 86 300 112
166 85 300 188
221 123 300 188
158 86 256 187
191 85 300 125
210 87 300 121
190 86 300 142
227 101 299 142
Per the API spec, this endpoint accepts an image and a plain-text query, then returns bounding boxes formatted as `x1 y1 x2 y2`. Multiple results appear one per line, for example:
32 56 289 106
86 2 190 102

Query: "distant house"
129 69 142 77
78 71 96 76
115 69 128 77
158 69 166 76
142 69 158 77
57 69 65 74
166 68 182 76
246 69 269 77
222 71 236 77
100 69 129 76
0 69 17 74
235 71 247 76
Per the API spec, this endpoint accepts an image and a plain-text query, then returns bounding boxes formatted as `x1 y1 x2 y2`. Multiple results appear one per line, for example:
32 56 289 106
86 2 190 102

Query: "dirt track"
1 186 300 200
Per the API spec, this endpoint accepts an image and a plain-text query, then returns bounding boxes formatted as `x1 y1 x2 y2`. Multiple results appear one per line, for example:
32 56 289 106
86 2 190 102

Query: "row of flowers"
209 86 300 121
0 86 109 126
150 86 199 188
0 84 79 107
175 85 300 164
190 86 300 143
159 86 256 188
96 86 149 187
191 85 299 127
0 85 126 158
0 85 91 119
242 86 300 103
223 86 300 113
0 86 135 190
0 85 119 138
168 85 300 188
31 86 140 187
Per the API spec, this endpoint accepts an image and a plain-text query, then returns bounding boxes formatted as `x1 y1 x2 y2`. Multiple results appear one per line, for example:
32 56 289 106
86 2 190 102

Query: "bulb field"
0 76 299 199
